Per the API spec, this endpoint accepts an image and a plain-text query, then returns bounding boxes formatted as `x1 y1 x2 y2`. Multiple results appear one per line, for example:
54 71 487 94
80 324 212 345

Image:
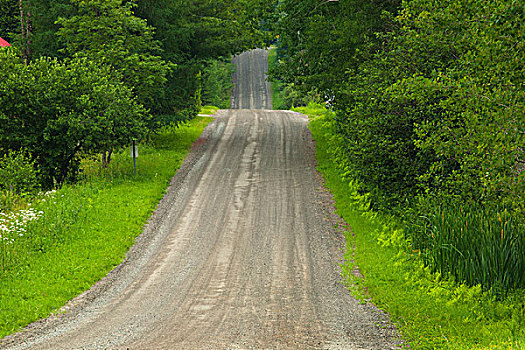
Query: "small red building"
0 37 11 47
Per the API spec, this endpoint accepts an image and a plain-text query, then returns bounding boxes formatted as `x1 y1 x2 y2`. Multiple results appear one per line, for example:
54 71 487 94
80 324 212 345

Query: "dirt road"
231 49 272 109
1 49 398 349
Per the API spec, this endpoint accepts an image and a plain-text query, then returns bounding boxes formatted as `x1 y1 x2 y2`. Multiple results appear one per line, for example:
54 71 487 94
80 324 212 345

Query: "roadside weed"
407 202 525 298
268 47 285 110
200 105 220 115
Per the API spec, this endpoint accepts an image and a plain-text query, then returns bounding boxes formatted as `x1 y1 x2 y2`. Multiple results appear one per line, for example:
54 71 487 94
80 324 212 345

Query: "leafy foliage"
201 58 234 109
338 0 524 293
133 0 275 115
275 0 525 295
270 0 400 100
55 0 172 113
0 50 148 188
0 150 39 195
0 0 275 189
0 0 19 42
337 0 524 210
308 107 525 349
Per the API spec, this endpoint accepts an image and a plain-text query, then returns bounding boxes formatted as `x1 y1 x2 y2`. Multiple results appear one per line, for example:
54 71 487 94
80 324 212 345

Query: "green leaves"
321 0 525 212
55 0 172 114
274 0 524 294
0 0 19 43
271 0 400 98
0 150 39 195
0 51 148 188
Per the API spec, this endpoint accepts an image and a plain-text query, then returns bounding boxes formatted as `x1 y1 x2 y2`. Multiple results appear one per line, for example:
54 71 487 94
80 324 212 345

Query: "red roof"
0 37 11 47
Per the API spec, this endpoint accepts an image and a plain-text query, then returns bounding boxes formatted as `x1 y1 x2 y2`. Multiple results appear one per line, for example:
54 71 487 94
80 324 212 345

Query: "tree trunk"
19 0 25 40
101 149 113 168
25 9 31 59
107 149 113 165
19 0 30 64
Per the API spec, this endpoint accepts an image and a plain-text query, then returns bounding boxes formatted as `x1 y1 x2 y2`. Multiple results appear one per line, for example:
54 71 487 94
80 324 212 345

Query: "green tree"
22 0 73 58
0 150 39 195
0 0 19 42
133 0 275 115
271 0 400 101
55 0 172 114
201 58 234 109
0 50 148 188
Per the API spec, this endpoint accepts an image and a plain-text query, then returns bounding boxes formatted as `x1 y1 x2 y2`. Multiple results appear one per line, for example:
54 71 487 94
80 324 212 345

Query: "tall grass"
0 188 92 276
409 202 525 297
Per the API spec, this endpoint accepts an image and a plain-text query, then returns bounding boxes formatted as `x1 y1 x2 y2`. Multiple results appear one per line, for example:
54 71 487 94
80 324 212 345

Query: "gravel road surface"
0 49 398 349
231 49 272 109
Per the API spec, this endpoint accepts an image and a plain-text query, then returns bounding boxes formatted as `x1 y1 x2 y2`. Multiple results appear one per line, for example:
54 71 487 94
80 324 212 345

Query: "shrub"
201 59 234 109
0 150 39 195
316 0 525 293
0 50 149 189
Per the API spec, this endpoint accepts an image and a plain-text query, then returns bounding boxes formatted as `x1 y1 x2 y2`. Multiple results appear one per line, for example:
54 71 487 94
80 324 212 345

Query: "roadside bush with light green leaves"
201 58 234 109
0 150 39 196
309 109 525 348
0 50 149 189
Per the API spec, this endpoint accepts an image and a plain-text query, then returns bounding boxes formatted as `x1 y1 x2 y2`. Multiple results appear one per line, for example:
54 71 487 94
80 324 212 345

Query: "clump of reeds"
412 202 524 297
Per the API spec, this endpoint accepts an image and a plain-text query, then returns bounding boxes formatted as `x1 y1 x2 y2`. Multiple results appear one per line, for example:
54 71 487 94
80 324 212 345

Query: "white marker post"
131 140 138 175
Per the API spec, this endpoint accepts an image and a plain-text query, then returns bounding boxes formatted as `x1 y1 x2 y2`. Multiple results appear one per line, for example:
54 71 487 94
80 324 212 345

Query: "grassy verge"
199 105 220 115
0 116 212 338
299 103 525 349
267 47 284 110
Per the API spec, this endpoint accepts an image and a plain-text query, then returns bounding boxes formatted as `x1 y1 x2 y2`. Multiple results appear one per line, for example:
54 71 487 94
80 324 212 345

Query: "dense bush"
55 0 172 114
269 0 400 99
201 59 234 109
338 0 524 293
0 50 148 188
0 150 39 195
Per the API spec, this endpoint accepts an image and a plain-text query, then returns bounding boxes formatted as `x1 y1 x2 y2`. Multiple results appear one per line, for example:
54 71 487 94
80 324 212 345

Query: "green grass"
268 47 284 110
0 117 212 338
302 104 525 349
200 105 220 115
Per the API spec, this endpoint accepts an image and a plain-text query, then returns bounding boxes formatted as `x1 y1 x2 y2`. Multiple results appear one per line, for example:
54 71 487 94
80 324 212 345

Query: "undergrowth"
268 47 285 110
0 116 212 338
301 103 525 349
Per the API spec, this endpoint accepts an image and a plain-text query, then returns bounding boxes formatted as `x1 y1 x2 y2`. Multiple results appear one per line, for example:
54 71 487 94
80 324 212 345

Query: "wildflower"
0 207 43 246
